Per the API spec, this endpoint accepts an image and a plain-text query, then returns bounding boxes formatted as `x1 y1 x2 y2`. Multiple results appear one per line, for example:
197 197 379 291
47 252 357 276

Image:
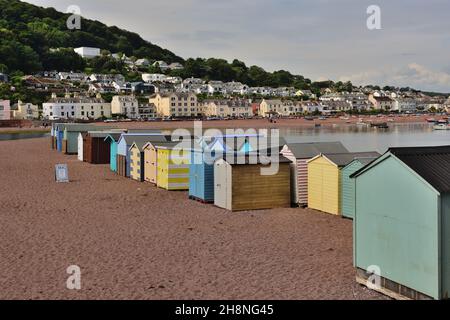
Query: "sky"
25 0 450 93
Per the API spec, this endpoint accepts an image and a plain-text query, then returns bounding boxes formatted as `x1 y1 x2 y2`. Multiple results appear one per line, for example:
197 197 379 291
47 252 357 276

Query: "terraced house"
259 99 303 117
149 92 199 118
202 99 253 118
43 93 111 120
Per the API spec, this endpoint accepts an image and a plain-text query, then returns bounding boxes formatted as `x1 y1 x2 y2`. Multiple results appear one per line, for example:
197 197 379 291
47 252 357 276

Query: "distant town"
1 46 450 122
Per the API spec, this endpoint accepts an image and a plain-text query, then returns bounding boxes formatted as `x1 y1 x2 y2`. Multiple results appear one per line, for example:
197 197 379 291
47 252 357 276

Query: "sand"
0 137 386 300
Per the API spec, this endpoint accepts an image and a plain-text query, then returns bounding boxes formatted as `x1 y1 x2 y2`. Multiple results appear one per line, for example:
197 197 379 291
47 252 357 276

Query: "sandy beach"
0 137 387 300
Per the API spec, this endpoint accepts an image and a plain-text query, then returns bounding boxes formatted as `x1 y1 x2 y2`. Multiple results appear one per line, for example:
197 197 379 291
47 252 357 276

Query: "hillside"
0 0 184 74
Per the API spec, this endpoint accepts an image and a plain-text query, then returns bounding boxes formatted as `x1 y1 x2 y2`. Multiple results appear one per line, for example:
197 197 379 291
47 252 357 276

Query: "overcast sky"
26 0 450 92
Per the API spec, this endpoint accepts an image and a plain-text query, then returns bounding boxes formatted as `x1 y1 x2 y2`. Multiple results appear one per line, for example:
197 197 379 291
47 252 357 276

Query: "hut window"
71 112 75 116
91 111 94 116
81 111 84 116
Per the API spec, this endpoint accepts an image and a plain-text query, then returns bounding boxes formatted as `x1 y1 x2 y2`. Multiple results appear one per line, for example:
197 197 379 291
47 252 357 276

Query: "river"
281 123 450 153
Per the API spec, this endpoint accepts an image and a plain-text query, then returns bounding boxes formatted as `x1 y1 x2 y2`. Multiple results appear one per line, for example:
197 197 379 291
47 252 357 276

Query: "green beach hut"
351 146 450 300
340 157 378 219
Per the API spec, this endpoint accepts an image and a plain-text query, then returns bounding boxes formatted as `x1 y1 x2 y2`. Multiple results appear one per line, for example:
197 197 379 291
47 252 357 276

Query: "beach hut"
54 123 68 152
83 130 125 164
129 141 146 182
50 123 58 149
104 133 123 172
214 154 291 211
189 135 286 203
62 124 99 154
280 142 349 206
156 142 190 190
351 146 450 300
116 133 169 177
307 152 380 215
340 157 377 219
77 133 85 161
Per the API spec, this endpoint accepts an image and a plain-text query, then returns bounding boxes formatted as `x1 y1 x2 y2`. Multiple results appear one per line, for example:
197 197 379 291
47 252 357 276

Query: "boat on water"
427 118 437 123
371 122 389 129
437 119 448 124
433 124 450 130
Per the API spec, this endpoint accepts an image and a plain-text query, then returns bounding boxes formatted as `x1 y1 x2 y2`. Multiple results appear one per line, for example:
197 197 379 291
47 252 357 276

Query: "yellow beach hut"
307 152 380 215
142 141 160 185
156 142 190 191
129 141 146 182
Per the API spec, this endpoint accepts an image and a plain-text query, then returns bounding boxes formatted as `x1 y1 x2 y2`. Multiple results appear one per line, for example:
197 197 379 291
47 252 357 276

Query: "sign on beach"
55 164 69 183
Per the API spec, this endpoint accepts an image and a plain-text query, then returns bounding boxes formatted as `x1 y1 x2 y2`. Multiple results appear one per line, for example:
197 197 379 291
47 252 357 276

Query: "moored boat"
433 124 450 130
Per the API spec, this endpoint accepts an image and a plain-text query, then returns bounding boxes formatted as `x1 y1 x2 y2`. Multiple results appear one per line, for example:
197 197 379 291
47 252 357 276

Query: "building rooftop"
286 142 349 159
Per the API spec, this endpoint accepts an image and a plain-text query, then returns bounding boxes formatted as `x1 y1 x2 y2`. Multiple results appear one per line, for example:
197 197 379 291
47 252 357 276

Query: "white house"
202 99 253 118
74 47 101 59
43 93 111 120
58 72 87 82
295 89 316 99
0 100 11 120
111 95 139 119
135 58 150 67
142 73 167 83
152 61 169 71
393 98 417 112
207 81 225 95
168 62 184 70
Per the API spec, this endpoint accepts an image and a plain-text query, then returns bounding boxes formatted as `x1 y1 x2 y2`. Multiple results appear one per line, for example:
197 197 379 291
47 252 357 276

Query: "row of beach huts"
50 123 450 301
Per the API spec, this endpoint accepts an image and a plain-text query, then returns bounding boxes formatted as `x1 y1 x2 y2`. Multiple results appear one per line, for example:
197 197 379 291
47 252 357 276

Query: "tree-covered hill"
0 0 184 74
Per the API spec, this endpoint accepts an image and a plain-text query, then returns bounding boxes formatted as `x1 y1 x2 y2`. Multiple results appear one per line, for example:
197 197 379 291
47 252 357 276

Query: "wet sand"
0 138 386 300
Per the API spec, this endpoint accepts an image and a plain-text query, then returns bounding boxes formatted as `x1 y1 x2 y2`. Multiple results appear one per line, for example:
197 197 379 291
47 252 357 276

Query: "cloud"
340 63 450 92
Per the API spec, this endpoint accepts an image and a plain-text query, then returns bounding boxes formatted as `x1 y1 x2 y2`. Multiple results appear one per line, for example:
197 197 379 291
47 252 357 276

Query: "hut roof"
64 125 100 132
222 153 291 165
154 141 184 150
87 130 125 138
285 142 349 159
389 146 450 193
323 152 381 167
118 133 169 145
129 141 148 151
104 133 122 142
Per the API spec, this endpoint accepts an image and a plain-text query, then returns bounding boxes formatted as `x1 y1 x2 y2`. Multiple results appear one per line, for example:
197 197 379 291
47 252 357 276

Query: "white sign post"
55 164 69 183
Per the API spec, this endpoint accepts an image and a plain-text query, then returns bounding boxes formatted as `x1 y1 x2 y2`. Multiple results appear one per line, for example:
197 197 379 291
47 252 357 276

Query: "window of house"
71 111 75 116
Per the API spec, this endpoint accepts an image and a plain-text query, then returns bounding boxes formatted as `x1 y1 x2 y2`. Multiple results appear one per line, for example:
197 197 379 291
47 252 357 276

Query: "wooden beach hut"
129 141 146 182
156 142 190 190
82 130 126 164
116 133 169 177
307 152 380 215
351 146 450 300
340 157 378 219
214 154 291 211
280 142 349 206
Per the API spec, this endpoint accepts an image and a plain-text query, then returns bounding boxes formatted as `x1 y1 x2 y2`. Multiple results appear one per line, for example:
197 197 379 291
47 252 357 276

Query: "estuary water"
0 132 50 141
281 123 450 153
